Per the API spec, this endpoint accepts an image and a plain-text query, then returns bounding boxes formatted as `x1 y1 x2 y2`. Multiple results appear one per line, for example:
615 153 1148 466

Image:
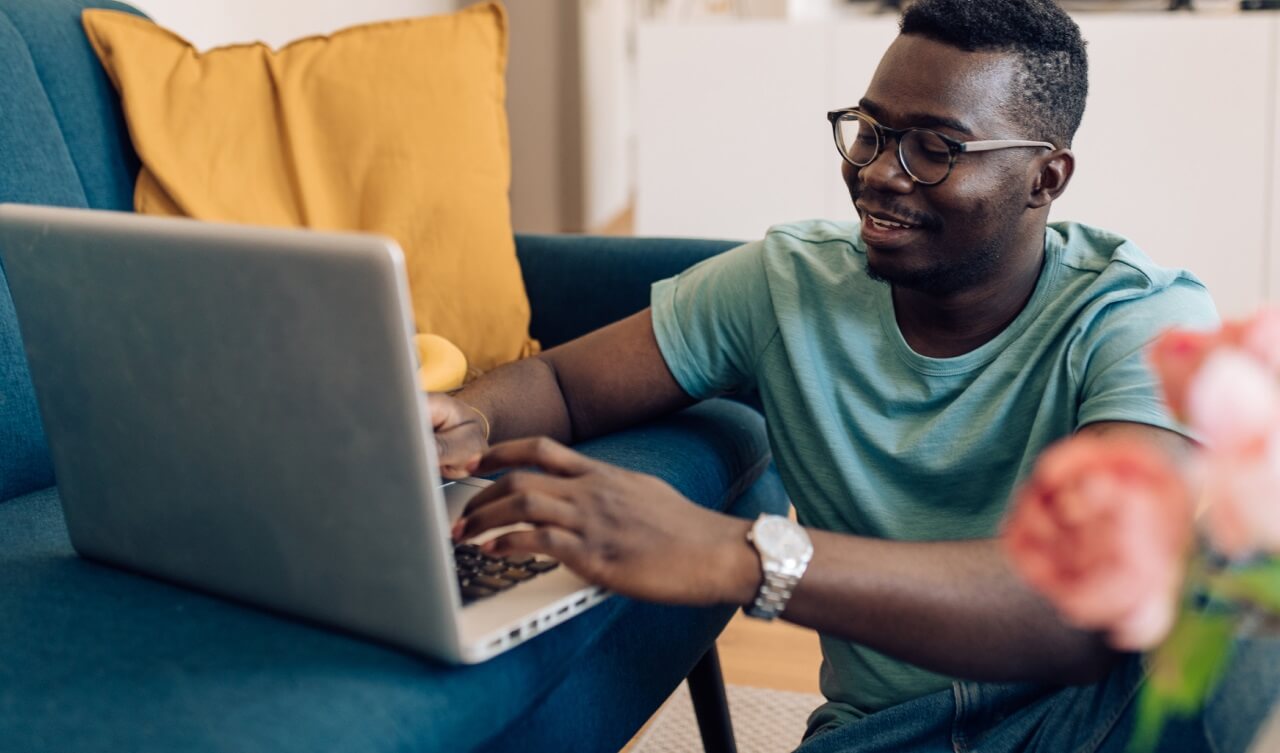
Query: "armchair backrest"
0 0 144 501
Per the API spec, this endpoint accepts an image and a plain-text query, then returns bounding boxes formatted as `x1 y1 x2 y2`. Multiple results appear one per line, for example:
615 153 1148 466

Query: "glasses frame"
826 108 1056 186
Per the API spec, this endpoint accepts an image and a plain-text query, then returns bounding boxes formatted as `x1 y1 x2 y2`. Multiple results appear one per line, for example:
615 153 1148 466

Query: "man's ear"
1027 149 1075 209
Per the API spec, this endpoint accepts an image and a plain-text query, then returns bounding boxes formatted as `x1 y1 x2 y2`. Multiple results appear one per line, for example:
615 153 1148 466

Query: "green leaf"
1208 558 1280 612
1130 678 1172 753
1128 608 1236 753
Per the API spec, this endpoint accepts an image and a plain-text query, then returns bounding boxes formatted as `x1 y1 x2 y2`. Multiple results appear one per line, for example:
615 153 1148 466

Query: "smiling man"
431 0 1277 751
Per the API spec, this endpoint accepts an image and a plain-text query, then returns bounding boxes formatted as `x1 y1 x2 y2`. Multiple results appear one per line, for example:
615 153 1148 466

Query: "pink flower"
1003 436 1194 651
1240 307 1280 374
1149 329 1218 420
1199 429 1280 559
1186 349 1280 455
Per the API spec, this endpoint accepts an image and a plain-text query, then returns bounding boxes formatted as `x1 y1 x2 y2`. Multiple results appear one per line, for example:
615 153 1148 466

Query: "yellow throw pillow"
82 4 538 375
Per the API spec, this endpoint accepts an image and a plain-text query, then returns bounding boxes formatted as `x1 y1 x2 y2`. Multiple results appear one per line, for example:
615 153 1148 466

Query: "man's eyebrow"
858 98 974 136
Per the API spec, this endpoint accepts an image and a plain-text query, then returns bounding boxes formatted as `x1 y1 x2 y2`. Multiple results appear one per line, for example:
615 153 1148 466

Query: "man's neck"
891 233 1047 359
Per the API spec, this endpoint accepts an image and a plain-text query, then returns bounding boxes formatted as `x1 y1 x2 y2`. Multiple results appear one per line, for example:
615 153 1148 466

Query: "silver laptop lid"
0 205 463 658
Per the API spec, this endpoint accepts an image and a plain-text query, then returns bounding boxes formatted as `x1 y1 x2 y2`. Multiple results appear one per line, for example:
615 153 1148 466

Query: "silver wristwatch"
744 513 813 620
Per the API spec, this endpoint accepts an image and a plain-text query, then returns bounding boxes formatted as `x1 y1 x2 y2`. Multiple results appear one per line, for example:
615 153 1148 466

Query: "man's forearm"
726 531 1118 684
455 356 573 445
453 311 697 447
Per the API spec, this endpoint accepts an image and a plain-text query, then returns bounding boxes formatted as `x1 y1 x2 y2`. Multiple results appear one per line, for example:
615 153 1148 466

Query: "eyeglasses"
826 108 1055 186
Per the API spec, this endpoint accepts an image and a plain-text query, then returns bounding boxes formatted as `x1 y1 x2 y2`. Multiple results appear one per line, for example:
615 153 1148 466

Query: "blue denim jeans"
794 637 1279 753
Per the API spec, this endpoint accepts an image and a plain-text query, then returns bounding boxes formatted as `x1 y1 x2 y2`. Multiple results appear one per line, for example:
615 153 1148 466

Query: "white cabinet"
637 12 1279 316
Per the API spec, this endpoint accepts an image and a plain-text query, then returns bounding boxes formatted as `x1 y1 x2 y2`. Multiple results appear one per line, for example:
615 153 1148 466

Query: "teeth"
869 215 910 230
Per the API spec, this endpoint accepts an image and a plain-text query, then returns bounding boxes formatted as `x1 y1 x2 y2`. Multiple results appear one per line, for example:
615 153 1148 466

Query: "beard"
864 241 1006 296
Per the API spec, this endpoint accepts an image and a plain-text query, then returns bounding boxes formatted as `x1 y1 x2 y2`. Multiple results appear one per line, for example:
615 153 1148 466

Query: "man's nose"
856 141 914 194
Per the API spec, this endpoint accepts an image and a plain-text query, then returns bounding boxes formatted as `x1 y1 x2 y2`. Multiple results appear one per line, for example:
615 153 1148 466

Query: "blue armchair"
0 1 786 751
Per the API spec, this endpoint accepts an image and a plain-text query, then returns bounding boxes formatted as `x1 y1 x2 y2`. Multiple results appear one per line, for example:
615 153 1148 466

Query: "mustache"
851 185 941 231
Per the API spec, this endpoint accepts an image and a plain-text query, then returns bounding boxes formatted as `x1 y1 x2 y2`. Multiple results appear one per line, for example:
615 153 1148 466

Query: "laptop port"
508 628 521 640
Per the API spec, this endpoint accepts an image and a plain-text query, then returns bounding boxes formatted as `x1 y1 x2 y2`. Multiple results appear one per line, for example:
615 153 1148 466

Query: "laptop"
0 204 608 664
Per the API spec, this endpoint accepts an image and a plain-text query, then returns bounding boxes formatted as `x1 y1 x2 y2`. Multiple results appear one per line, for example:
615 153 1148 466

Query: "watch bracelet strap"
746 564 801 619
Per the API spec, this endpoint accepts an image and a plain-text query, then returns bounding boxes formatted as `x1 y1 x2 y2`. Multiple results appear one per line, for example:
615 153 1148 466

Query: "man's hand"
451 437 760 606
429 393 490 479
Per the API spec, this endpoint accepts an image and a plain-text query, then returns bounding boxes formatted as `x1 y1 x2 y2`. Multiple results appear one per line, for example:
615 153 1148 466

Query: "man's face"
845 34 1039 296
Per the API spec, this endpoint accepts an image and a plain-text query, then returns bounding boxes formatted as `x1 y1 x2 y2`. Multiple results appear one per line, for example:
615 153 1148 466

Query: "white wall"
129 0 458 50
1051 14 1272 316
506 0 582 234
506 0 635 233
1271 23 1280 310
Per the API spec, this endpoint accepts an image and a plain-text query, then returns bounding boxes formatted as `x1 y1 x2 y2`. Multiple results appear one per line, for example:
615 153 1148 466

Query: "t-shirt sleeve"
1073 276 1220 436
650 240 780 400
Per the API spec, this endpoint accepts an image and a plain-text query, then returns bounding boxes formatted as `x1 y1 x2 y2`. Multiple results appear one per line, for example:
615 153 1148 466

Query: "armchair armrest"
514 234 740 350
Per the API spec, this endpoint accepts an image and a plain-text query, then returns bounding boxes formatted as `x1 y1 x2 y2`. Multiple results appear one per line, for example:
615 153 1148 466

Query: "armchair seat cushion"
0 398 785 752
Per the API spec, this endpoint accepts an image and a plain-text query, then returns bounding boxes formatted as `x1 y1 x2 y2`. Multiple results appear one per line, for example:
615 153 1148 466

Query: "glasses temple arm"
959 139 1055 153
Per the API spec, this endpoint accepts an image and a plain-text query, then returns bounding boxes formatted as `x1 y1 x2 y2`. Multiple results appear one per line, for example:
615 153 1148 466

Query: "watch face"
757 516 811 561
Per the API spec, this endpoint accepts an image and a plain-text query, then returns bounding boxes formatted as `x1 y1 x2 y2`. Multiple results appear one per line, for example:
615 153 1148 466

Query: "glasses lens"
836 114 879 166
900 129 953 184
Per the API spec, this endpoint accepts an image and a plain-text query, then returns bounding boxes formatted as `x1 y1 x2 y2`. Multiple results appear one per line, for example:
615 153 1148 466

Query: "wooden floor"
716 611 824 694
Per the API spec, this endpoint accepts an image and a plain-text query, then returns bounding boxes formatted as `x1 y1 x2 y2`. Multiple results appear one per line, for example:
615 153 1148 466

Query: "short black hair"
900 0 1088 148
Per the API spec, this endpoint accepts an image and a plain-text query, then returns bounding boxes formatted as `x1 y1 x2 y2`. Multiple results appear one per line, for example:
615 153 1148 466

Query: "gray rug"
630 683 824 753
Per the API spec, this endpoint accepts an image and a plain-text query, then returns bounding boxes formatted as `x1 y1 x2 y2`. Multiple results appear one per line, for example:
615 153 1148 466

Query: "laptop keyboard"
454 543 560 605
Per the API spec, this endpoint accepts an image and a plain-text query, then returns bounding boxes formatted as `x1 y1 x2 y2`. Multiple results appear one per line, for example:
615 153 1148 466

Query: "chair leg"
687 644 738 753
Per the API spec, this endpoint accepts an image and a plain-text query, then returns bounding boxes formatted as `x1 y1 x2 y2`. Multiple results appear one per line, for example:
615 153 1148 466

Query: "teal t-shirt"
649 219 1218 733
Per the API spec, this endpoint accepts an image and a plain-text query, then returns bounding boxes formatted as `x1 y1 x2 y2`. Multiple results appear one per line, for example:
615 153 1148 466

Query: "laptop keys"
471 574 516 591
461 585 496 600
454 543 560 605
501 568 534 582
